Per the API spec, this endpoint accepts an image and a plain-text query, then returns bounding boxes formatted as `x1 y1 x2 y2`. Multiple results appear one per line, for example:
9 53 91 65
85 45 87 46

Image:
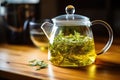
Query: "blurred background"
0 0 120 44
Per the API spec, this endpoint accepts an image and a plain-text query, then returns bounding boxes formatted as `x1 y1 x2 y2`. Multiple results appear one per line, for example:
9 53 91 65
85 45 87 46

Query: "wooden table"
0 41 120 80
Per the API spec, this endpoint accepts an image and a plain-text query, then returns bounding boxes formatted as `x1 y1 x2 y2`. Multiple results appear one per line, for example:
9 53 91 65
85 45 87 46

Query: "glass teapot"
41 5 113 67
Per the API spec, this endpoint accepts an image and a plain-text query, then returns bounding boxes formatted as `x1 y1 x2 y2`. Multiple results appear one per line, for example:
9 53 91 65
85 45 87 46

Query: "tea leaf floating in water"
28 59 48 70
49 31 96 67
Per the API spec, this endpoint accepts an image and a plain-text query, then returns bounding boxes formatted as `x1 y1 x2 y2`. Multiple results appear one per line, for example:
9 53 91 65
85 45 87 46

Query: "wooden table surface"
0 41 120 80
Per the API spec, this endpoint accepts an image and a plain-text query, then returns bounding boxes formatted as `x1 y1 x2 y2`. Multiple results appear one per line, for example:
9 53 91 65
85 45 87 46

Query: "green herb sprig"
28 59 48 70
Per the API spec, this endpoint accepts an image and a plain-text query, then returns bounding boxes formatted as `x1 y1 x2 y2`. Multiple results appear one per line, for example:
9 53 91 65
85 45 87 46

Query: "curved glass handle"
92 20 113 55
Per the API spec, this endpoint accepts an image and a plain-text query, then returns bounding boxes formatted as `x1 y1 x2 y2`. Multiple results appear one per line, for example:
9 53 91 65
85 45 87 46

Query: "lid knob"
65 5 75 14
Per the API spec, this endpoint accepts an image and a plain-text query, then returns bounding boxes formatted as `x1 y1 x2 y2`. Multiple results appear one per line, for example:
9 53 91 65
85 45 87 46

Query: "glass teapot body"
41 5 113 67
48 21 96 67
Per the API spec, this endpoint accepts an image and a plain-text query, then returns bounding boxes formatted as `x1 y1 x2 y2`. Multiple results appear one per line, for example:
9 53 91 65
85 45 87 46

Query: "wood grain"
0 42 120 80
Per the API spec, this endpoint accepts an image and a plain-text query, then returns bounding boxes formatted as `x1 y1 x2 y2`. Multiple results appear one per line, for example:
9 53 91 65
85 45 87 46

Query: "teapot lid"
52 5 91 26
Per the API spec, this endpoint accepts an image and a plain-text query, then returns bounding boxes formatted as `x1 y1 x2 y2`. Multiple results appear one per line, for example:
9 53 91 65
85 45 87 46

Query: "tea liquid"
49 31 96 67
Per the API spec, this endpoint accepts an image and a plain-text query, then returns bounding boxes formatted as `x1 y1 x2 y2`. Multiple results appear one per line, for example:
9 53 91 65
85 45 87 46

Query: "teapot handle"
92 20 113 55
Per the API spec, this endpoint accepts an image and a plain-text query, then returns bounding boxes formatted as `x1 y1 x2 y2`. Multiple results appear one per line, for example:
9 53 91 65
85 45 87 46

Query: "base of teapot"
50 61 95 67
49 56 96 67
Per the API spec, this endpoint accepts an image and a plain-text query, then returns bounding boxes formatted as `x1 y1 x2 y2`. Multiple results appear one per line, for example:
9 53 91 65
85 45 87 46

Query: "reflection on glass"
88 65 96 79
48 64 54 80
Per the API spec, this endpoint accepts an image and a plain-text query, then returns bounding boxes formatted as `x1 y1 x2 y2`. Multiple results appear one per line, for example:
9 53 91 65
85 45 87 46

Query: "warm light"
88 65 96 79
0 52 9 68
7 0 40 4
48 64 55 80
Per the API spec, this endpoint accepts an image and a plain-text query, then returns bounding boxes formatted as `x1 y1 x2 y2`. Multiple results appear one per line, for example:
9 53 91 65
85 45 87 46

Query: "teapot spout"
41 22 53 40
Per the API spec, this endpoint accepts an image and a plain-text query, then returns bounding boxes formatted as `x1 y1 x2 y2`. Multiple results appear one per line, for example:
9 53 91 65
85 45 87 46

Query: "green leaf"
28 59 48 70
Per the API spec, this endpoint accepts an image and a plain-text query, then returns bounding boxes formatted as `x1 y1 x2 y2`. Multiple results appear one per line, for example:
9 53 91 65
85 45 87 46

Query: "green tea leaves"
49 31 96 66
28 59 48 70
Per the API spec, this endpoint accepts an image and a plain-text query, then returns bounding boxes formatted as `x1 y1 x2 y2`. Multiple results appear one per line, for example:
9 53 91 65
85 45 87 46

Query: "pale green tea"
49 31 96 67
